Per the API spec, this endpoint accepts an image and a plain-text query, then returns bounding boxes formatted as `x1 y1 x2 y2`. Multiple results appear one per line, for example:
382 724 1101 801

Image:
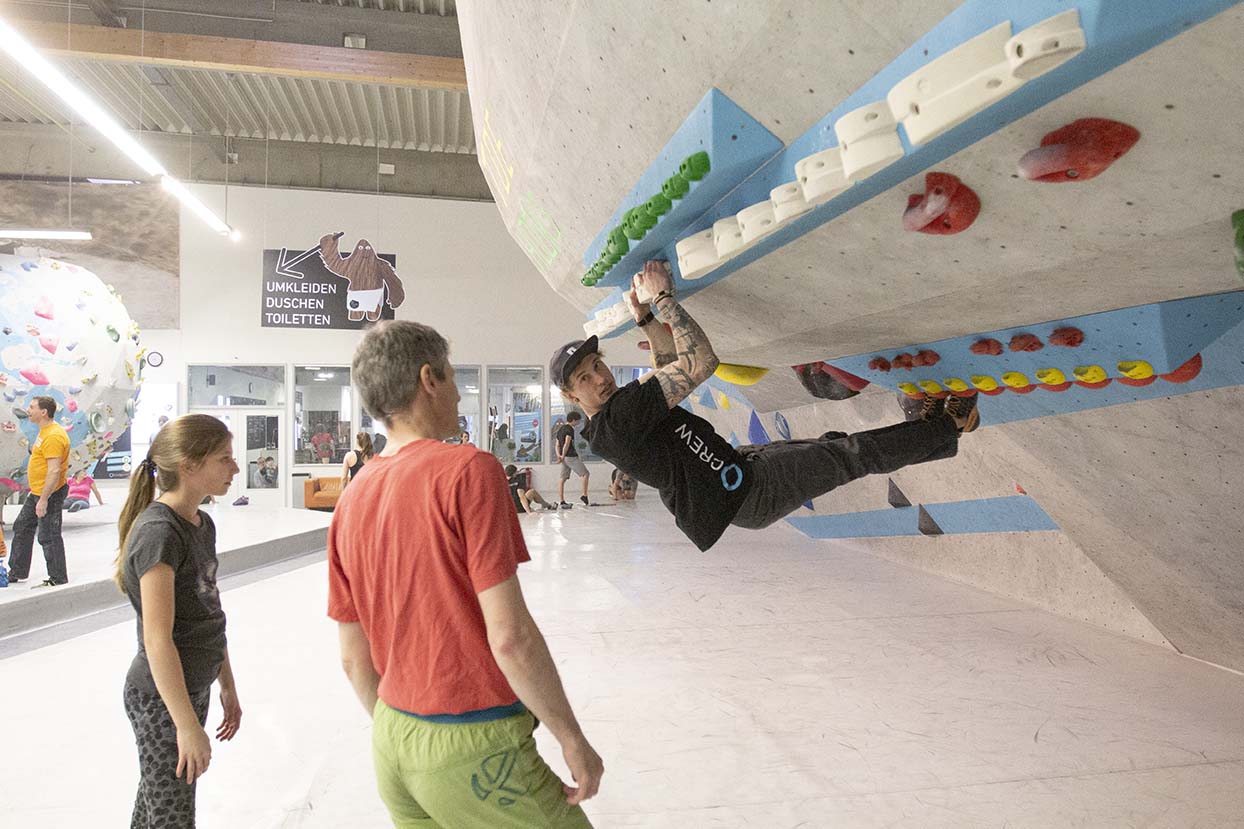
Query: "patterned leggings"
123 683 211 829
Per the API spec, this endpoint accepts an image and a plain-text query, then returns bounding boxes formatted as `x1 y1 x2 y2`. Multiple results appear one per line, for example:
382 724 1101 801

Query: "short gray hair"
352 321 449 427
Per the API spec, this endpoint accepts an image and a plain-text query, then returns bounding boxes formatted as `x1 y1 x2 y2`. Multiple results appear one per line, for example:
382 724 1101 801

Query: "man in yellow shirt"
9 396 72 586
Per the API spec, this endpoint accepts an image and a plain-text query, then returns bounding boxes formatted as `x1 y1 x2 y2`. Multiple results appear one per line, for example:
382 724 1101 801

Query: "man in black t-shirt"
550 260 980 552
555 411 590 508
505 464 555 514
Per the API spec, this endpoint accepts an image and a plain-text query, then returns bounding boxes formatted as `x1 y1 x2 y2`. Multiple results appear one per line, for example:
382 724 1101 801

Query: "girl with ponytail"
339 430 375 489
114 414 243 828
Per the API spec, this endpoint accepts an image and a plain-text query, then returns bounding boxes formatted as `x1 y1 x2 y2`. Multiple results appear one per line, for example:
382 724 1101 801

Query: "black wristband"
636 310 656 327
652 289 676 304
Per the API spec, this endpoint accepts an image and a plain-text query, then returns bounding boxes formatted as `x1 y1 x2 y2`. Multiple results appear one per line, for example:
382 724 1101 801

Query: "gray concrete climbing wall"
458 1 1244 672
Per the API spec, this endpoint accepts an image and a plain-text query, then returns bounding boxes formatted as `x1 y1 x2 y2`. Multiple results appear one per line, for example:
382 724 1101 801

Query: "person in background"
341 432 375 489
311 428 335 464
506 464 556 514
330 320 601 825
608 468 638 501
555 411 590 508
8 395 71 587
64 468 105 513
113 414 243 828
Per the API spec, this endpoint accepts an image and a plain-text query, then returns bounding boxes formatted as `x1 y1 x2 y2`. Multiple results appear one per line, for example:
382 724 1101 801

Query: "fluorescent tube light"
160 175 233 236
0 228 92 240
0 18 166 177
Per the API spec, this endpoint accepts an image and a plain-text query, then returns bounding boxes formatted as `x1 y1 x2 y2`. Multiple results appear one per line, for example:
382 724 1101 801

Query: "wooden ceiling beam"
12 20 467 91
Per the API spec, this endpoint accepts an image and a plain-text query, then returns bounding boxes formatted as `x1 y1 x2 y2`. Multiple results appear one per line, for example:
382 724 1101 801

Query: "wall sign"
262 232 404 330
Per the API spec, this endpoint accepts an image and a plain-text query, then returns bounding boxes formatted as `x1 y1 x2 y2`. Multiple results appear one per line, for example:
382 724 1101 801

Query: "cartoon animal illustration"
318 232 406 322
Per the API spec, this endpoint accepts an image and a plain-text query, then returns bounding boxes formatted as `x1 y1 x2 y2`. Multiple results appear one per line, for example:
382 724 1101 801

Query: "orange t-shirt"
327 439 531 716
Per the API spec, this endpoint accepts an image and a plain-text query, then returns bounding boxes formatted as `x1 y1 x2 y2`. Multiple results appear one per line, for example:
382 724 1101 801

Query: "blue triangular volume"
699 388 717 409
727 431 740 448
803 500 814 511
748 411 771 446
678 398 693 412
773 411 791 441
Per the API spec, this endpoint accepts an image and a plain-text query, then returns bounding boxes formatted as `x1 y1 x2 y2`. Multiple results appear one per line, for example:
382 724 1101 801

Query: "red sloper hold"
1074 379 1112 389
1160 353 1203 383
1009 333 1044 352
1117 375 1158 387
1018 118 1141 183
1049 327 1085 347
819 362 870 391
1038 382 1073 392
970 338 1003 356
892 353 915 370
868 357 892 372
903 172 981 235
913 349 941 367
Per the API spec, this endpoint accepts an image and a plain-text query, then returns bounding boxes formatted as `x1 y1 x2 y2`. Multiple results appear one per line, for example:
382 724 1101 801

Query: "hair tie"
141 456 157 477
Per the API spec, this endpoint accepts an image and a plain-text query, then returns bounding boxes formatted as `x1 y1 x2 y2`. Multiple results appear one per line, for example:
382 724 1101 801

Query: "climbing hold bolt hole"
731 134 737 140
910 103 920 116
986 78 1002 89
932 187 943 196
813 161 825 170
1042 38 1060 51
1066 169 1079 178
1015 44 1025 58
864 111 878 122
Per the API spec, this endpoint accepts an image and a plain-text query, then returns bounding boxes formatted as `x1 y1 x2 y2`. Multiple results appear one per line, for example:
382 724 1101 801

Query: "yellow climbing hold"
970 375 999 391
1035 368 1066 385
943 377 970 393
1117 360 1154 380
1073 365 1108 383
918 380 944 395
1001 371 1031 388
897 382 922 396
717 392 731 410
713 363 769 386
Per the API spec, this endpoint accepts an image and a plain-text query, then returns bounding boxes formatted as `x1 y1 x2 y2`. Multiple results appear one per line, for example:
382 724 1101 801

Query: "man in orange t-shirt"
9 395 71 586
329 321 602 827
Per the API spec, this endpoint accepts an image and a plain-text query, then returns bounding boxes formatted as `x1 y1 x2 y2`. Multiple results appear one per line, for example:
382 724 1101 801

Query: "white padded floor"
3 495 1242 828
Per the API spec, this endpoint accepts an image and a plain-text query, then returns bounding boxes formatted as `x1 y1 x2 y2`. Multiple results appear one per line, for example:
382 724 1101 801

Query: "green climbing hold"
606 227 629 257
662 173 689 200
1233 209 1244 279
647 192 672 216
680 150 711 182
105 324 120 343
623 207 648 240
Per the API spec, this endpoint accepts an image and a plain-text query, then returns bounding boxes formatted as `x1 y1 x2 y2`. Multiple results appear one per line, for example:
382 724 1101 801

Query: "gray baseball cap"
549 335 599 387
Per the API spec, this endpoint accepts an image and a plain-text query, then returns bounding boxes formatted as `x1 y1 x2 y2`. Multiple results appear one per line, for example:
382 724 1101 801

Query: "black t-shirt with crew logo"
582 379 751 551
555 423 578 458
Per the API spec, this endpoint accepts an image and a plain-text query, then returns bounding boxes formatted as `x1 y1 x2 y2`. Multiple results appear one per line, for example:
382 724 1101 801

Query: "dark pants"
124 683 211 829
731 417 959 529
8 484 69 583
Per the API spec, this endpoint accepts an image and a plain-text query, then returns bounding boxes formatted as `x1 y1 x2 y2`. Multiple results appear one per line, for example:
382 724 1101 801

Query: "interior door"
190 409 285 507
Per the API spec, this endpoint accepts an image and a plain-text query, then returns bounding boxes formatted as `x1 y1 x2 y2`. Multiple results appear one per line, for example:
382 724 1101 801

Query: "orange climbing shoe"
945 395 980 433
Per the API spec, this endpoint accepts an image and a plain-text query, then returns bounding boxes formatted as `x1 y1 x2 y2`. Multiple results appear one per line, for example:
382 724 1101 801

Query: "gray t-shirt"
123 502 227 694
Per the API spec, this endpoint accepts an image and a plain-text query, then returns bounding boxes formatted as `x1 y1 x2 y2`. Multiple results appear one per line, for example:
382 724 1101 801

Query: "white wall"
140 183 617 497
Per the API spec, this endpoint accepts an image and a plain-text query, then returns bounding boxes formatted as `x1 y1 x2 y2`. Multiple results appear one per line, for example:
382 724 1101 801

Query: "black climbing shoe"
579 495 590 506
919 395 946 421
558 502 573 510
945 394 980 433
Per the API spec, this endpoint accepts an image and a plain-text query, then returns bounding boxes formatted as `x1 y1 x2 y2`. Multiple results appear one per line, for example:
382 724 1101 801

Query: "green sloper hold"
680 150 711 181
623 207 648 240
606 226 629 256
647 192 672 216
1233 209 1244 279
662 173 689 200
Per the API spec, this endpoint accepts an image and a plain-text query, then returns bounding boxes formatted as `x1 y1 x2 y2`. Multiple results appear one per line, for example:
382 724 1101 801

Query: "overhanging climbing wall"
458 1 1244 671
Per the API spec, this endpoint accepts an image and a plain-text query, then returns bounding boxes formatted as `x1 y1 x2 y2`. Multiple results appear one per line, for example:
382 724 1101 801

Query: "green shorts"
372 700 594 828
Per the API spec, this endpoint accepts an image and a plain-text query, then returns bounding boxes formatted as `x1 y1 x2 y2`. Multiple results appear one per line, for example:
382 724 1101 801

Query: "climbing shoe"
945 394 980 433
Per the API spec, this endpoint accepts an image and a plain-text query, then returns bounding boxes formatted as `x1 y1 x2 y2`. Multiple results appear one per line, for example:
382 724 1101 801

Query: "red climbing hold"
902 172 981 235
19 366 49 386
913 350 941 367
1116 375 1158 387
38 336 59 354
1049 327 1085 348
1160 353 1202 383
819 363 870 392
868 357 892 372
34 296 54 320
978 387 1007 396
1009 385 1037 394
970 338 1003 356
1074 378 1112 390
1018 118 1141 183
1009 333 1043 353
891 353 915 370
1038 381 1073 392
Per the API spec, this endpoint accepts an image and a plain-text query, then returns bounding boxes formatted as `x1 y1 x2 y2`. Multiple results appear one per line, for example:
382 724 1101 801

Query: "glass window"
294 366 351 465
447 366 482 447
487 367 543 464
188 365 285 407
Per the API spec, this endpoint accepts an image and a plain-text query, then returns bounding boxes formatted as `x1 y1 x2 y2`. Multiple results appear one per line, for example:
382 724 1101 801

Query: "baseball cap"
549 335 599 388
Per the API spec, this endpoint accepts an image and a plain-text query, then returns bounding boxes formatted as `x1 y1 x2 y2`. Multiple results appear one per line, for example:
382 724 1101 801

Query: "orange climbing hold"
1049 327 1085 347
1009 333 1043 352
892 353 915 370
913 349 941 367
868 357 892 372
1018 118 1141 183
1160 353 1203 383
970 338 1003 356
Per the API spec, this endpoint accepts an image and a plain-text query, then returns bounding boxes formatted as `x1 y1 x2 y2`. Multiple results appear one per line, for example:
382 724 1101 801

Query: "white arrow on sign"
274 245 320 279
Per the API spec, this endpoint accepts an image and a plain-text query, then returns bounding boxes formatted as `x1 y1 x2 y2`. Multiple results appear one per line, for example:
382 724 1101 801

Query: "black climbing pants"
730 416 960 529
124 682 212 829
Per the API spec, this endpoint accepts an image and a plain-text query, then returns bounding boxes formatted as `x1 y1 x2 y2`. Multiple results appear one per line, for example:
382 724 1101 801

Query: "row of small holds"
869 350 940 372
971 327 1085 356
898 354 1203 397
582 151 711 287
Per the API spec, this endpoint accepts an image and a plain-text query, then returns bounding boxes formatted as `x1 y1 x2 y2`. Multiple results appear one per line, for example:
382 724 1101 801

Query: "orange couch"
304 477 343 511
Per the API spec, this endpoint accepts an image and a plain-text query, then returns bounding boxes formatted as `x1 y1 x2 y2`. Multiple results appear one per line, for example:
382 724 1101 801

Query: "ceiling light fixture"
0 17 236 239
0 228 92 240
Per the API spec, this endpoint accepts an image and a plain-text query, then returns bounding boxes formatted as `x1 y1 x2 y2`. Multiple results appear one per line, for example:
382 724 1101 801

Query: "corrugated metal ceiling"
0 53 475 153
293 0 457 15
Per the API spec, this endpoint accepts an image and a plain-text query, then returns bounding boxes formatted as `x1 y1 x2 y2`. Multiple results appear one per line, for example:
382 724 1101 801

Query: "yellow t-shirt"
28 423 70 496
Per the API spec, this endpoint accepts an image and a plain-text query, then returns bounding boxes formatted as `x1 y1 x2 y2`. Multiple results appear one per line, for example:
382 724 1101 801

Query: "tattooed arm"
630 260 719 409
643 315 678 369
